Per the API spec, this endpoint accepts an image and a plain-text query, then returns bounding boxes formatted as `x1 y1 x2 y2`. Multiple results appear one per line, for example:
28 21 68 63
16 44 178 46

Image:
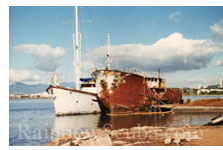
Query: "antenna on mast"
106 32 111 70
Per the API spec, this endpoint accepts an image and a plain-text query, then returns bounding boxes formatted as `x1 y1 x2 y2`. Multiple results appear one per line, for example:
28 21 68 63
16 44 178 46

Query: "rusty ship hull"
92 69 182 114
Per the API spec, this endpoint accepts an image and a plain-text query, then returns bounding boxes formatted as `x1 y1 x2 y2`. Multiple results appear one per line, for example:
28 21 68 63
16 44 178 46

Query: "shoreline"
9 95 223 100
183 94 223 97
46 98 223 146
9 97 50 100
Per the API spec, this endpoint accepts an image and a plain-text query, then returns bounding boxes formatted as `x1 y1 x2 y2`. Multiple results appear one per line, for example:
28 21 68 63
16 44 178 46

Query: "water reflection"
51 114 101 137
100 114 174 130
51 112 222 137
170 113 222 126
51 113 175 136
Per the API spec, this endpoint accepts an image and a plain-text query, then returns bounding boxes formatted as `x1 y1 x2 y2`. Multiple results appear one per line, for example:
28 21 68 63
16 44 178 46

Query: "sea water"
9 96 223 146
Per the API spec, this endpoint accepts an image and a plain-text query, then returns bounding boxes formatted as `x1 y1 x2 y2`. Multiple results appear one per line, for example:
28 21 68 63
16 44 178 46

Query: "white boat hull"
48 86 101 116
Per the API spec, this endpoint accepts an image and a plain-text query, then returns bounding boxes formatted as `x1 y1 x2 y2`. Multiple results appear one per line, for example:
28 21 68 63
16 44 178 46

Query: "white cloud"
168 12 183 23
210 19 223 40
9 68 40 83
86 32 222 73
14 44 65 58
35 58 59 72
14 44 66 72
215 60 223 67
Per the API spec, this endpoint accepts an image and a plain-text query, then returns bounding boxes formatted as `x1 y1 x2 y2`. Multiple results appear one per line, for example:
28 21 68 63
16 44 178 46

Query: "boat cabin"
146 77 166 88
80 78 96 93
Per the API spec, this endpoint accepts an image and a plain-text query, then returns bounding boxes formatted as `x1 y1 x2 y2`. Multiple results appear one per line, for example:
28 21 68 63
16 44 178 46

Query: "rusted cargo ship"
91 33 182 115
92 69 182 114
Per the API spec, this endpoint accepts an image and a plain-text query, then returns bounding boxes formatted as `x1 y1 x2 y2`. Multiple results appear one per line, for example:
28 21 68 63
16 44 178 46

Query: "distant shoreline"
9 97 51 100
183 94 223 97
9 94 223 100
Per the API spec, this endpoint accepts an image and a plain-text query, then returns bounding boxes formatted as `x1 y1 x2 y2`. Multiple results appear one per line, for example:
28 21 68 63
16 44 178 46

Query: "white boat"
47 7 101 116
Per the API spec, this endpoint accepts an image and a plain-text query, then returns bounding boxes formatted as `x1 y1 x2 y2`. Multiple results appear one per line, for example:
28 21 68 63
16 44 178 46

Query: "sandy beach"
46 125 223 146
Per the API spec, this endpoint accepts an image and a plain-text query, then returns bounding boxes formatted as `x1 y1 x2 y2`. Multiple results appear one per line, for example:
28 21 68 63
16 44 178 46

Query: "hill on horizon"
9 82 75 94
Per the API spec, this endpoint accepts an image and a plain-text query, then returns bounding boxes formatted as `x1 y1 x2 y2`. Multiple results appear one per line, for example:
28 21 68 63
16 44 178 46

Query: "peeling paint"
92 69 182 114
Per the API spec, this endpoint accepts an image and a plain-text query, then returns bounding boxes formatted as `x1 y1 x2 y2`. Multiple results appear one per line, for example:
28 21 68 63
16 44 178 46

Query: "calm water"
184 95 223 101
9 96 223 146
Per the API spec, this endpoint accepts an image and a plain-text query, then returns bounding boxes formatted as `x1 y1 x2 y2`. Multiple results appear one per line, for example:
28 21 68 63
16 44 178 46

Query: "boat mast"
73 6 80 90
106 32 111 69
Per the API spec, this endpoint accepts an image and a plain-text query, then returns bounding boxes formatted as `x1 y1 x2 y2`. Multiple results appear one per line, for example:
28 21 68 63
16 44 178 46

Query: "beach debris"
173 137 181 144
204 114 223 126
164 137 172 145
47 125 211 146
79 133 112 146
112 140 128 146
125 141 150 146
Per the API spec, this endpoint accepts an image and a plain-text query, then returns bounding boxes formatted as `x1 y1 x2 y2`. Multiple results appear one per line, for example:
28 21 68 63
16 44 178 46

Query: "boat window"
81 84 96 88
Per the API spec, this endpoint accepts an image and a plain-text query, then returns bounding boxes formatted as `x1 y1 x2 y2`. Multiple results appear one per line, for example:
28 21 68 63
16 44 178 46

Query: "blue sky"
9 6 223 87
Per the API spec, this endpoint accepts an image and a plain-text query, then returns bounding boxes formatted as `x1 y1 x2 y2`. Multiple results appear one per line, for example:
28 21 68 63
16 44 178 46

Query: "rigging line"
65 7 75 79
79 7 85 62
61 42 70 81
86 7 105 46
64 29 73 75
63 38 72 80
62 7 76 82
79 7 92 77
79 7 88 68
67 46 74 80
68 7 76 80
65 43 72 79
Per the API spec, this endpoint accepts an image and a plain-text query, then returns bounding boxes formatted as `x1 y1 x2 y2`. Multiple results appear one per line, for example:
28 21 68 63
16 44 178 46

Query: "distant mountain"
9 82 75 94
9 82 49 94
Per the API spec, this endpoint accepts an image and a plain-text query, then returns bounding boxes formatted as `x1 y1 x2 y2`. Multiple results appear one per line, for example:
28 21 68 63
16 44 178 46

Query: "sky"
9 6 223 87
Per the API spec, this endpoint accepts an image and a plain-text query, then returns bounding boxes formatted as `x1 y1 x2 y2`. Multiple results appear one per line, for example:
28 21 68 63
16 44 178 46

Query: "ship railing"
116 68 160 78
95 67 160 78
